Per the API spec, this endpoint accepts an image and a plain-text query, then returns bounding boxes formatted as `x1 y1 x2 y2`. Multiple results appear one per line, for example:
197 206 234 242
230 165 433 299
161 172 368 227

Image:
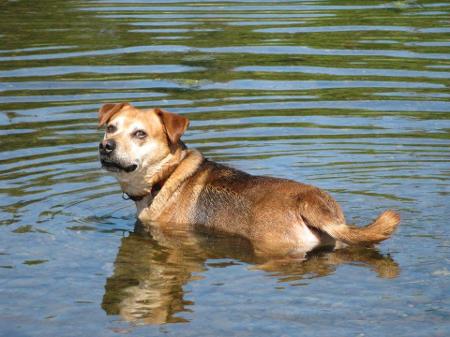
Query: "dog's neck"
118 147 187 201
136 149 205 221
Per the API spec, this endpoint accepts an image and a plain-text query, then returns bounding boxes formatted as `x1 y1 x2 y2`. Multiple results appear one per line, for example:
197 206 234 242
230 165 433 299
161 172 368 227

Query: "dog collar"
122 192 146 202
122 182 164 202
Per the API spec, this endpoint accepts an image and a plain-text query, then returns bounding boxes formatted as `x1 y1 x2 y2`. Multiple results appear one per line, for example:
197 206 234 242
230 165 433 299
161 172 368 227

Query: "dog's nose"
99 139 116 154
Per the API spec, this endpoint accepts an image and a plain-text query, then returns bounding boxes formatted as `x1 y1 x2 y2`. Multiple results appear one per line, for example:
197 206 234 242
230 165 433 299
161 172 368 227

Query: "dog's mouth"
101 159 138 173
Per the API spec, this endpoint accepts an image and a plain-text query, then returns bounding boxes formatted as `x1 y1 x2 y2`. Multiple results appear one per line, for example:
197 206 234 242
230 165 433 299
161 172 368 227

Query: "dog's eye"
133 130 147 139
106 125 117 133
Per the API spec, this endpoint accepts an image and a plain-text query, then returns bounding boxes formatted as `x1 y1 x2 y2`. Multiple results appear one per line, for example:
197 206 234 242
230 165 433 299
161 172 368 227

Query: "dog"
98 102 400 257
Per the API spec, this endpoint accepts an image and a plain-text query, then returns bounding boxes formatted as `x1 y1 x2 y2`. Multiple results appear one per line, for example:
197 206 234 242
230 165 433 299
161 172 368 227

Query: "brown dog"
98 102 400 257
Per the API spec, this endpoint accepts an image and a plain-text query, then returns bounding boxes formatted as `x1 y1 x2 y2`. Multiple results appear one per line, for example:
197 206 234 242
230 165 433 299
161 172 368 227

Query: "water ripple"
0 0 449 334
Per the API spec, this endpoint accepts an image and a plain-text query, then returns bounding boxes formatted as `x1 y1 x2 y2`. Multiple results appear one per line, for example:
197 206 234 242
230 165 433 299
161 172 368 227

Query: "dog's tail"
324 210 400 246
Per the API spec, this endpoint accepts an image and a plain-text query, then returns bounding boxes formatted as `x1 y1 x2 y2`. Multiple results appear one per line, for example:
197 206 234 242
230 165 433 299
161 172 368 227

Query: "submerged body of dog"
98 103 400 256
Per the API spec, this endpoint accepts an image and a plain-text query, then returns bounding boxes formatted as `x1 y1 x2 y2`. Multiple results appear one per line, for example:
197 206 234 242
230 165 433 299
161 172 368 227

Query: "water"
0 0 449 336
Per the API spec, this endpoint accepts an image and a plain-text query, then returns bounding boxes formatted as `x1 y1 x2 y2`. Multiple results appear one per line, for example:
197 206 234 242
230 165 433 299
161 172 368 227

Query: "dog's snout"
99 139 116 154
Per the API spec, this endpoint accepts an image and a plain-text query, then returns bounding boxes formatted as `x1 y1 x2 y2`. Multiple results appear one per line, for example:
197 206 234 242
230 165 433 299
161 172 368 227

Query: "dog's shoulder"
198 159 254 188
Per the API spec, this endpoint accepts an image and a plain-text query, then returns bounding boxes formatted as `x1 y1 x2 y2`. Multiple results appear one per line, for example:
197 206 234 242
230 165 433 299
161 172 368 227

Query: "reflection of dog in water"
102 224 400 324
98 102 400 257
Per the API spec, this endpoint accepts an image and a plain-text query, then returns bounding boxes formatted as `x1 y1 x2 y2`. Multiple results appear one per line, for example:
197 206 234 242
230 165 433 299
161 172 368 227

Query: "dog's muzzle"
99 139 138 173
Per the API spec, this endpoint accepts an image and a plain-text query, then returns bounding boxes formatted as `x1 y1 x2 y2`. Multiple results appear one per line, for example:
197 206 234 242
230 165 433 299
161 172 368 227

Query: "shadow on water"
102 222 399 325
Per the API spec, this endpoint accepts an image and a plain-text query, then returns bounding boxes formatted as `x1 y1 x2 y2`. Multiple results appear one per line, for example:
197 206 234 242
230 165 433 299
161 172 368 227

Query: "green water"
0 0 449 336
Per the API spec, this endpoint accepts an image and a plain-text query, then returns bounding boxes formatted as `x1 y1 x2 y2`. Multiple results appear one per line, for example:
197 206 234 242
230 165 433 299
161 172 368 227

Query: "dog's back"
173 159 400 256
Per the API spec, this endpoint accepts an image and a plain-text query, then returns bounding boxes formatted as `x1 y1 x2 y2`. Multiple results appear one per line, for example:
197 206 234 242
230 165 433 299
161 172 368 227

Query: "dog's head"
98 102 189 179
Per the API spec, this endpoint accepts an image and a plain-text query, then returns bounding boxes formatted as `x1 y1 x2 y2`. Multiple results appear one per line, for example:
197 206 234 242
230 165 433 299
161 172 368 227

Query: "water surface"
0 0 449 336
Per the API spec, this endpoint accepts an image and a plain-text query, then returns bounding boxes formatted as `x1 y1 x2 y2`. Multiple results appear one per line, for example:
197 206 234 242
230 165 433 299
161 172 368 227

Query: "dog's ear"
98 102 131 126
155 108 189 146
